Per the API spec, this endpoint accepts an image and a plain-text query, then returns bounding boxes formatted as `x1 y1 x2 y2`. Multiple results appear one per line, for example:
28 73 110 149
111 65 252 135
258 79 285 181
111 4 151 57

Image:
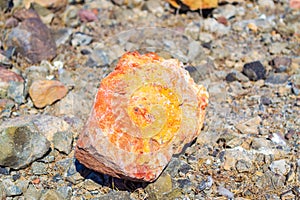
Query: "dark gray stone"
242 61 266 81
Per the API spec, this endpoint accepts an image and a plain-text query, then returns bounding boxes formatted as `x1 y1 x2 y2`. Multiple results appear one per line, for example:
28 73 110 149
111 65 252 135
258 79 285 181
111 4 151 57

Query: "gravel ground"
0 0 299 199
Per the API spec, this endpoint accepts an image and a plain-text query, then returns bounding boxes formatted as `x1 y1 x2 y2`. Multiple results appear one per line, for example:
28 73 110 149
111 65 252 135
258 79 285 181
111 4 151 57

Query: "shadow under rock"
75 159 149 192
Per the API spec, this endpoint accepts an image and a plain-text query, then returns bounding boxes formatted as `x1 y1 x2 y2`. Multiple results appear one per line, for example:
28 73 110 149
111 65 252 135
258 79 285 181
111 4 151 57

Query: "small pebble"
270 57 292 73
29 80 68 108
31 162 47 175
217 186 234 199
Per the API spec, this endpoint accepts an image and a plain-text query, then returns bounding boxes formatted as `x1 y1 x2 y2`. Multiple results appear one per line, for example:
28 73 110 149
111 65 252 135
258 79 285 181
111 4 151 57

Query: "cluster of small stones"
0 0 299 199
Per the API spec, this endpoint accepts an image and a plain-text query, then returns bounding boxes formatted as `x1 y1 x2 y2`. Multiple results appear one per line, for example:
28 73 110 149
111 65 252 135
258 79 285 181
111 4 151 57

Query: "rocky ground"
0 0 299 199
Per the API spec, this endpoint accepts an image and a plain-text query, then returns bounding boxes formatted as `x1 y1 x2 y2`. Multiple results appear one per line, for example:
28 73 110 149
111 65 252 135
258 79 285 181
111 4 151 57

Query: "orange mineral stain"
75 51 209 181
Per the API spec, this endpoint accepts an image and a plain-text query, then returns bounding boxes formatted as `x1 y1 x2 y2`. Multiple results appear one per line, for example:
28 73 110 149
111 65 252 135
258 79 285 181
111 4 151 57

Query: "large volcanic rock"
75 52 209 182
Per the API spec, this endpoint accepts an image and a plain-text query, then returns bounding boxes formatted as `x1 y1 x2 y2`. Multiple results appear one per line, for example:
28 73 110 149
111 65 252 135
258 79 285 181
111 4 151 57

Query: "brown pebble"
4 14 57 64
217 16 228 26
0 68 24 83
29 80 68 108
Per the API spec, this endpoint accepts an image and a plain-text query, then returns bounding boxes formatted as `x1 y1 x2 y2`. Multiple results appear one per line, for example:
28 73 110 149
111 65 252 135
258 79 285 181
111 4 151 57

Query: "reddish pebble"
78 9 98 22
217 16 228 26
290 0 300 9
32 178 40 184
0 68 24 83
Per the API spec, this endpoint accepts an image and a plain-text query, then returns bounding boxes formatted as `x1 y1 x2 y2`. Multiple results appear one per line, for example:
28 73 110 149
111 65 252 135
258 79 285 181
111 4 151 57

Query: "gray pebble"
57 186 72 199
31 162 47 175
53 131 73 155
2 179 22 197
7 81 25 104
265 73 289 85
53 28 73 47
71 32 93 46
217 186 234 199
269 159 290 175
260 96 272 105
23 184 42 200
213 4 237 19
86 49 110 67
235 159 253 172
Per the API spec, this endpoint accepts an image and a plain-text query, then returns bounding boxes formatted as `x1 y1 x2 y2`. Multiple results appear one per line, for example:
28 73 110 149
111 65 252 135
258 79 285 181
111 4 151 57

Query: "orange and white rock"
75 52 209 182
29 80 68 108
167 0 218 10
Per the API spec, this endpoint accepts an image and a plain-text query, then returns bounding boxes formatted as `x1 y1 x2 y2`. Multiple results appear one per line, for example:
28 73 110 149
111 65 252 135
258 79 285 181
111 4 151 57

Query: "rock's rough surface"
29 80 68 108
75 52 209 181
0 117 50 169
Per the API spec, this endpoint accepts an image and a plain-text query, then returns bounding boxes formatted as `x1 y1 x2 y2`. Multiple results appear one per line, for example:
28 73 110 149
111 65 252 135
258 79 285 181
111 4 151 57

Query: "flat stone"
203 18 230 36
53 28 73 47
0 117 50 169
31 162 47 175
24 184 42 200
56 186 72 199
98 191 131 200
40 190 64 200
24 65 49 88
75 52 209 181
2 179 23 197
217 186 234 199
71 32 93 46
235 159 253 172
29 80 68 108
265 73 289 85
242 61 266 81
269 159 290 175
53 131 73 154
235 116 262 134
146 173 172 198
